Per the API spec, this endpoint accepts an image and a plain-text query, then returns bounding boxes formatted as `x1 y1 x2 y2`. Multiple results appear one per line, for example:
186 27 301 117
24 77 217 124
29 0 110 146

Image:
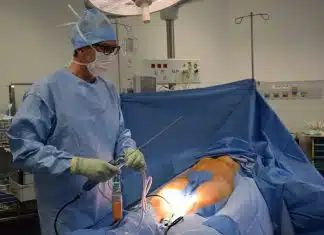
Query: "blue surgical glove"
124 148 146 171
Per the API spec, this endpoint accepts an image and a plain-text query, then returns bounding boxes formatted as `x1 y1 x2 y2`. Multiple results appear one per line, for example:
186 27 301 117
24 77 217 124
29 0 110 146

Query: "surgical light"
159 189 197 220
85 0 183 23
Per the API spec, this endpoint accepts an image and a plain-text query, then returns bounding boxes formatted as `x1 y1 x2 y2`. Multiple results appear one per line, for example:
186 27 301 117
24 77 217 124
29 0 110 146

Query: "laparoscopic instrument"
83 157 126 222
82 157 126 192
54 116 183 235
82 115 184 192
83 115 183 226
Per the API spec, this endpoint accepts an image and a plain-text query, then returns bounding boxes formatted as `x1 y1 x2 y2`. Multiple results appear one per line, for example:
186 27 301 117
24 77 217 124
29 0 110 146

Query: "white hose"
136 169 152 234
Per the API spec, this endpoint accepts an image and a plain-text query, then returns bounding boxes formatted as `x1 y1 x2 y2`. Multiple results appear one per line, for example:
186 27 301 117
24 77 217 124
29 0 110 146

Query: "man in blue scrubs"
8 8 145 235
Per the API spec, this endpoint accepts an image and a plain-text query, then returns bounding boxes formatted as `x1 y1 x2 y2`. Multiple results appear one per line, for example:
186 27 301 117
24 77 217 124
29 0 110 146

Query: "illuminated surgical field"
148 156 240 223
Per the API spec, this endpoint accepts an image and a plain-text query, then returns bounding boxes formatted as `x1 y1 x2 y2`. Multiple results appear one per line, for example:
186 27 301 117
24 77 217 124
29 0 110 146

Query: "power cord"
164 216 184 235
54 185 120 235
54 193 82 235
54 191 172 235
146 194 170 205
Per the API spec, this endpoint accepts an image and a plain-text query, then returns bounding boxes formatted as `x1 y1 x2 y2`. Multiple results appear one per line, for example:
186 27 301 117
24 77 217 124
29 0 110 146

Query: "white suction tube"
136 169 152 234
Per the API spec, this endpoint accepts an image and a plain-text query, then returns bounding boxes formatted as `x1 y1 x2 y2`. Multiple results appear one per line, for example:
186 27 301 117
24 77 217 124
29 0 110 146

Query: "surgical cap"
71 8 117 50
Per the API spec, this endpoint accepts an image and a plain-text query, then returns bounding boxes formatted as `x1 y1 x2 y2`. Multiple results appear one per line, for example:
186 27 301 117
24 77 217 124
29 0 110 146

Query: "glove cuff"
70 157 80 174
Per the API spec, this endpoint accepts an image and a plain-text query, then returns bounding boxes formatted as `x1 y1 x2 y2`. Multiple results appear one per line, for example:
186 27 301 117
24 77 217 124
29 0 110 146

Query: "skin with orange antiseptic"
149 156 240 222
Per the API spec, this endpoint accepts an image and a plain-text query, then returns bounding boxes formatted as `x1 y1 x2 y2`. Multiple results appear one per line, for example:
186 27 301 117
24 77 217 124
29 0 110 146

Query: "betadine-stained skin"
149 156 240 222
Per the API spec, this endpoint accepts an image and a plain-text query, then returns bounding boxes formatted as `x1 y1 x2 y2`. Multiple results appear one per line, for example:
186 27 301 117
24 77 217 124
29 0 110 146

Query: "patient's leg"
149 156 240 222
149 176 189 222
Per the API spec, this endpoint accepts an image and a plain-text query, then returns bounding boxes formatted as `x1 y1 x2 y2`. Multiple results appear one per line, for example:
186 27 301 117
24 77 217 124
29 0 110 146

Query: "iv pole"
235 12 270 79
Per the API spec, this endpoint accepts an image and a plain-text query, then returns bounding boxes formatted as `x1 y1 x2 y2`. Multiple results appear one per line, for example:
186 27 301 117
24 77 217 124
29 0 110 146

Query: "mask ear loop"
56 4 81 27
56 4 98 66
71 5 98 66
67 4 81 19
58 4 118 67
72 22 99 66
71 5 119 66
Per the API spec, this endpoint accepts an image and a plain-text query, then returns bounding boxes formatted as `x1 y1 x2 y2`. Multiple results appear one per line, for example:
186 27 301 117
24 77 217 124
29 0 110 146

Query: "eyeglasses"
93 43 120 55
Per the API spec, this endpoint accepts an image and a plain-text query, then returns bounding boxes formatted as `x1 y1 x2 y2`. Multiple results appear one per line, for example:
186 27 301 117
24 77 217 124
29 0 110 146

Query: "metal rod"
136 116 183 151
10 83 33 86
115 21 122 92
166 19 176 89
250 12 255 79
161 7 178 89
166 19 175 59
8 83 33 116
235 12 270 80
8 85 16 116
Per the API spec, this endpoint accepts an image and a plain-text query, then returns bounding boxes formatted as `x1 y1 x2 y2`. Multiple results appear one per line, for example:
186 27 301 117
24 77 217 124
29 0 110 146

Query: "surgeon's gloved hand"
70 157 120 182
124 148 146 171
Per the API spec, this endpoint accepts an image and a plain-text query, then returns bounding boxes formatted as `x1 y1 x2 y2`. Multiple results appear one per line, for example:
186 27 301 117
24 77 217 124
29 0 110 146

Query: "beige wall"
117 0 324 131
1 0 324 131
0 0 119 113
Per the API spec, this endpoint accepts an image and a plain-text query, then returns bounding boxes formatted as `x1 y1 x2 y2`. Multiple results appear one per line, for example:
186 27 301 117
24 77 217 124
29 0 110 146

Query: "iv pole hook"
235 12 270 80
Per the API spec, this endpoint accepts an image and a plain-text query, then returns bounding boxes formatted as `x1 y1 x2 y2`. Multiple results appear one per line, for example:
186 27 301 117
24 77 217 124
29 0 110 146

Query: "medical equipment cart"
298 133 324 175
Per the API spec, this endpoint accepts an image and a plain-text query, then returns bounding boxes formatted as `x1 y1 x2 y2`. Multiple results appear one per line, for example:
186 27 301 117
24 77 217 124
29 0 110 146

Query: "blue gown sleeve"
8 93 73 176
114 89 136 156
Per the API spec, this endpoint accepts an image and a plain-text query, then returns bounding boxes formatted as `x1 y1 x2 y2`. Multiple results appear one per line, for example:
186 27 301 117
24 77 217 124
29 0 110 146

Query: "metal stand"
166 20 175 59
7 83 33 186
160 7 179 59
8 83 33 116
160 7 179 89
235 12 270 79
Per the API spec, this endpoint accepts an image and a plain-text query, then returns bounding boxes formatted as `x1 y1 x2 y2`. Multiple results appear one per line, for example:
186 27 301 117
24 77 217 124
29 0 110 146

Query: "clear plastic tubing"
135 169 152 234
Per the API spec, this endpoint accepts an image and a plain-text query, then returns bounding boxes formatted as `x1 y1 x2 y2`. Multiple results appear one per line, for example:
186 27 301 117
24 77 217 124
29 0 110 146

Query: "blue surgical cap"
71 8 117 50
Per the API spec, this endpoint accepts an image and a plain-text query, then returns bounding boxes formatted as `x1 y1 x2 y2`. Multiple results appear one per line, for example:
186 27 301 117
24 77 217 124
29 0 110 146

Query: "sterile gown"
8 69 136 235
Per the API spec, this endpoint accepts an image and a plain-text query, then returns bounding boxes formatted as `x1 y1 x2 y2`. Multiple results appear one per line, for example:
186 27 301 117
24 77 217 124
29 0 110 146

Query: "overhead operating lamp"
85 0 203 90
85 0 184 23
84 0 201 56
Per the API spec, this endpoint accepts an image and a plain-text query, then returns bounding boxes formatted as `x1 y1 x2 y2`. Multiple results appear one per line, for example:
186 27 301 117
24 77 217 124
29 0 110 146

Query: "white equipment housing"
133 74 157 92
142 59 200 84
9 173 36 202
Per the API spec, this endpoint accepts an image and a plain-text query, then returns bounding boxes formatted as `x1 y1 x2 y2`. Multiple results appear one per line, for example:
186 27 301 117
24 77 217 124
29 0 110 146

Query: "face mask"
87 50 115 78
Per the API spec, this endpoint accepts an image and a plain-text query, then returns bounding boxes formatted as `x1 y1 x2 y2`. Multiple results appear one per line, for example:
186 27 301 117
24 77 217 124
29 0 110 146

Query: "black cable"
164 216 184 235
54 193 82 235
125 193 171 211
146 194 170 206
109 219 123 229
146 194 183 235
54 191 123 235
54 192 172 235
